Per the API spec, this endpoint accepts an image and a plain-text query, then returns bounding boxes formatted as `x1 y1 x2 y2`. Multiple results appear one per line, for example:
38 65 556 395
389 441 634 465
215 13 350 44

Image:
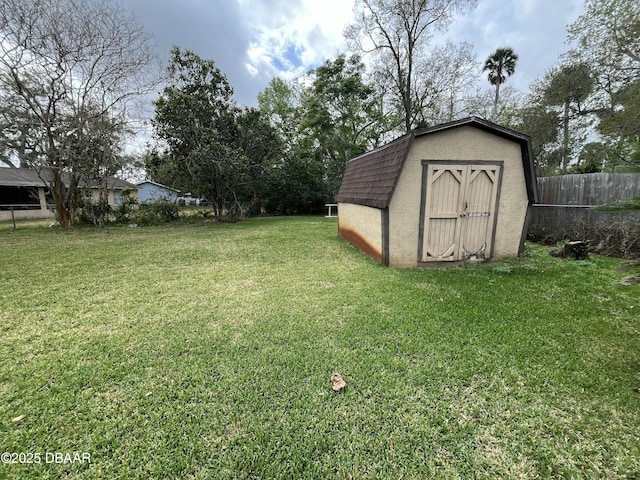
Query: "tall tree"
301 54 388 198
567 0 639 86
483 47 518 121
566 0 640 166
62 108 128 226
516 103 561 175
542 63 594 173
346 0 476 132
235 108 281 215
152 47 243 220
257 77 329 215
595 78 640 170
0 0 158 227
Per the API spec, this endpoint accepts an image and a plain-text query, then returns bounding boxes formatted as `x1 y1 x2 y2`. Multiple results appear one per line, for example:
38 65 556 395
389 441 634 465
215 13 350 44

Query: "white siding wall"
337 202 383 262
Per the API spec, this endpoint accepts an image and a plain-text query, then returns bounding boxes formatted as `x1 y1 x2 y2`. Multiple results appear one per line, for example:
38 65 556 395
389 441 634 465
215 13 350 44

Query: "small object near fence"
550 241 589 260
325 203 337 218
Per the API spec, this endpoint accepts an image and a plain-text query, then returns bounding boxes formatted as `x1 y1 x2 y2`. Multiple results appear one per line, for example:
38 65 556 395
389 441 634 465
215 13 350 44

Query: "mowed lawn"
1 216 639 479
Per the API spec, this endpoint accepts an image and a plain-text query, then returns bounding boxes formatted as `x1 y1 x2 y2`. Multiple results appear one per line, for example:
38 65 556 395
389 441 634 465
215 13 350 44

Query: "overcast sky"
127 0 586 107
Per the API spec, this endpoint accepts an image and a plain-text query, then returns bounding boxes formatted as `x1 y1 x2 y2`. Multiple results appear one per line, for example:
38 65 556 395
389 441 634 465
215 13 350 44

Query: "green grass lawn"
1 217 639 479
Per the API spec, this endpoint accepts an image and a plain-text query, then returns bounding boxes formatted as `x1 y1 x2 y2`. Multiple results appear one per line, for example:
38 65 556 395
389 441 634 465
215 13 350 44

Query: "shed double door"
420 162 502 262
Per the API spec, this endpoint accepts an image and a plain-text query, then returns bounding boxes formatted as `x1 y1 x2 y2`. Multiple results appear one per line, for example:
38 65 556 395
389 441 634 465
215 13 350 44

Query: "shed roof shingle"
336 134 411 209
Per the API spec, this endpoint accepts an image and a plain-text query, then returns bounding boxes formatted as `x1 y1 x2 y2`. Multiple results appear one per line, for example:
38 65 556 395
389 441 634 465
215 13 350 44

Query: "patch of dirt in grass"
616 273 640 286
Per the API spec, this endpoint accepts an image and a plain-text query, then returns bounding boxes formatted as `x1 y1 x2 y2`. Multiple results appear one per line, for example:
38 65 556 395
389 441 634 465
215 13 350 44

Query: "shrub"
574 219 640 258
135 201 180 224
77 197 113 227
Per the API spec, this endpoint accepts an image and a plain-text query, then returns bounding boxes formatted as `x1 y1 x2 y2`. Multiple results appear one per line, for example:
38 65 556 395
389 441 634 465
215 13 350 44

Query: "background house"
336 117 538 267
0 168 51 220
136 181 179 203
0 168 138 221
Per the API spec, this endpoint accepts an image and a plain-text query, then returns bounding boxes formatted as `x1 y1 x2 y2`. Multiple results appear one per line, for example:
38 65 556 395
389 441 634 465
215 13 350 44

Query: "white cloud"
242 0 355 79
126 0 585 107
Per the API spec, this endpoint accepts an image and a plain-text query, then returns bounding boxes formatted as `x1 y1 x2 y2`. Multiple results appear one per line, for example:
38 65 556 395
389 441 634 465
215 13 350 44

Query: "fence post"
11 205 16 230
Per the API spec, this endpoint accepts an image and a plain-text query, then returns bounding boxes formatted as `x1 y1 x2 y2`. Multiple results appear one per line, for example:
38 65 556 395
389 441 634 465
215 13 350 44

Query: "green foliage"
152 47 243 220
593 196 640 212
111 188 138 223
483 47 518 120
135 201 180 224
0 0 157 227
597 80 640 168
300 54 386 199
257 78 301 142
516 104 560 174
514 0 639 173
516 64 595 174
483 48 518 87
543 63 594 109
563 0 640 168
573 142 611 173
263 157 328 214
77 195 113 226
256 60 385 213
236 107 282 214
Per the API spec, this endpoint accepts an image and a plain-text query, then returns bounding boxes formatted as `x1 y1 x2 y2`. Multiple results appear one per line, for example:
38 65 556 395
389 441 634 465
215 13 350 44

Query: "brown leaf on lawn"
331 373 346 392
11 414 27 423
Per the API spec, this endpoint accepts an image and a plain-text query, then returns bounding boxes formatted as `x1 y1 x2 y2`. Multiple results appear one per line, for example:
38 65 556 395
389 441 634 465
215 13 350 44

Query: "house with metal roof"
0 168 138 221
336 117 538 267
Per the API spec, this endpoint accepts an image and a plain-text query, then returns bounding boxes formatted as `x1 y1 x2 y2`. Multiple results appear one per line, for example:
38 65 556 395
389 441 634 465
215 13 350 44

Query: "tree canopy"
0 0 158 226
346 0 477 132
483 47 518 120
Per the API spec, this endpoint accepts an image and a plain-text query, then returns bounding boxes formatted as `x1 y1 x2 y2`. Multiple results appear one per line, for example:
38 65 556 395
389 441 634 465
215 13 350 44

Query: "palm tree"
483 47 518 120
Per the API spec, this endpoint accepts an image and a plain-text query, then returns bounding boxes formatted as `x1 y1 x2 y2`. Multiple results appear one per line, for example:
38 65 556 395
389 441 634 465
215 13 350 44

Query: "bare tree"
417 40 478 125
0 0 159 227
345 0 476 132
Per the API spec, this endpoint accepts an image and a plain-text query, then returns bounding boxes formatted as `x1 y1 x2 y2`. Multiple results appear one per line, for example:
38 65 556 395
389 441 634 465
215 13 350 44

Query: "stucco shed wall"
338 202 383 262
388 126 529 267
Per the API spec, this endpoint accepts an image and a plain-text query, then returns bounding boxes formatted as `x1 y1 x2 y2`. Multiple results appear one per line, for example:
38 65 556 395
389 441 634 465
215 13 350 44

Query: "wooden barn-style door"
419 161 502 262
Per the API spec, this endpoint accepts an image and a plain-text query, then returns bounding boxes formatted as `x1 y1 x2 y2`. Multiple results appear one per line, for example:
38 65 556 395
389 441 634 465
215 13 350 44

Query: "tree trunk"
52 170 71 228
493 82 500 121
250 170 262 214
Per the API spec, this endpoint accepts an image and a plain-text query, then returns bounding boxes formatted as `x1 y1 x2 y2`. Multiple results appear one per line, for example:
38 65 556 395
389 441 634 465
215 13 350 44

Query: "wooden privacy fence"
530 206 640 238
529 173 640 241
536 172 640 205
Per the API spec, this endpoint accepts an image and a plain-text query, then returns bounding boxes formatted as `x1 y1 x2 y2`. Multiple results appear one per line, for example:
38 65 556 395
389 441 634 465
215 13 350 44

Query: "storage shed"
336 117 538 267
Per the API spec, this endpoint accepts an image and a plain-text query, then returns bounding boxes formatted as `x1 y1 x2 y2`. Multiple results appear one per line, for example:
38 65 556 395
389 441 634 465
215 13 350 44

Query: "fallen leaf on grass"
11 414 27 423
331 373 346 392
